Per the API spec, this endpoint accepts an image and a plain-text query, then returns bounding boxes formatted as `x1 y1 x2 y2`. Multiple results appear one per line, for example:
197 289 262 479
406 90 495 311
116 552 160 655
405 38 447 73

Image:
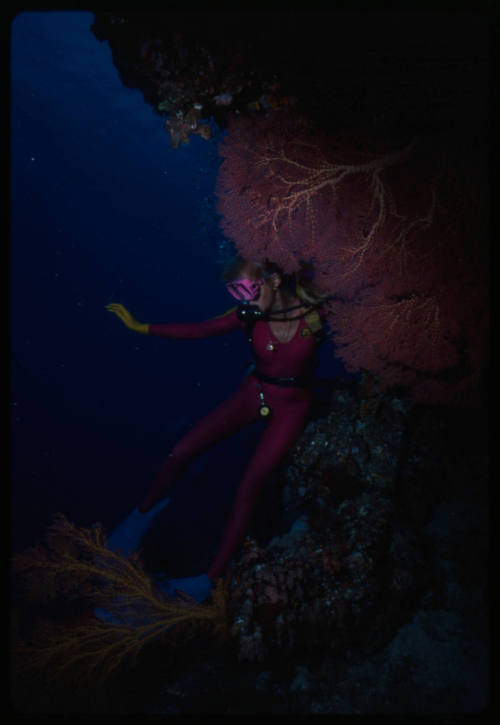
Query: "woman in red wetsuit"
105 256 328 602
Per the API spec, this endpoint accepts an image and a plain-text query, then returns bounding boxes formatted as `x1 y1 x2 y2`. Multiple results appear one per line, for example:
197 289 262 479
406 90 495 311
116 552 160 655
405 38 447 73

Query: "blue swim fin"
106 498 170 556
156 573 214 603
93 572 213 627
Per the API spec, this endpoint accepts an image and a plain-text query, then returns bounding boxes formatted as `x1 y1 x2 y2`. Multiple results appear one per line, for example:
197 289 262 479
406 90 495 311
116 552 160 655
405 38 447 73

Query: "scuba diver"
105 255 329 603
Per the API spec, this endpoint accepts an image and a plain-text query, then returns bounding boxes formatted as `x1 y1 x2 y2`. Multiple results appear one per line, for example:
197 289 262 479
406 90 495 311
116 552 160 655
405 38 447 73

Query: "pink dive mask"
225 278 263 301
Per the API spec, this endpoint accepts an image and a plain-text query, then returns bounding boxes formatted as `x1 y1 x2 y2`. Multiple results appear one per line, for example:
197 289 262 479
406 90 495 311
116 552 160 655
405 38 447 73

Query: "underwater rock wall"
91 12 488 142
227 375 448 662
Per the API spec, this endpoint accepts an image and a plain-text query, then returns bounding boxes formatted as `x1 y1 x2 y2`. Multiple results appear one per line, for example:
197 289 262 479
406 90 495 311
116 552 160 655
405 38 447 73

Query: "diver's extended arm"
106 303 243 339
147 306 242 338
106 303 149 334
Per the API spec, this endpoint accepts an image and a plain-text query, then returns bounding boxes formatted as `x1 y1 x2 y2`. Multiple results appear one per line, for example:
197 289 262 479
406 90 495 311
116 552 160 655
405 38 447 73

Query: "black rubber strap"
252 369 311 388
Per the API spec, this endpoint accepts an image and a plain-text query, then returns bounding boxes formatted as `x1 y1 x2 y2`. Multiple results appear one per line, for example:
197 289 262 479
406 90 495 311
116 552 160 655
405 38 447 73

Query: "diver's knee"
168 445 191 466
157 448 184 470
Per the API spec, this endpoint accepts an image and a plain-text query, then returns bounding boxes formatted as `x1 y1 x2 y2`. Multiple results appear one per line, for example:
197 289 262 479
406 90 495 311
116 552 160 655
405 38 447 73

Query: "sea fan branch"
12 514 229 684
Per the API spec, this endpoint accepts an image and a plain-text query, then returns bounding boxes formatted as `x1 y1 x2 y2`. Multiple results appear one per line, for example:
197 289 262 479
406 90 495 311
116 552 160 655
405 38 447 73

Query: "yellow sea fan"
11 513 229 684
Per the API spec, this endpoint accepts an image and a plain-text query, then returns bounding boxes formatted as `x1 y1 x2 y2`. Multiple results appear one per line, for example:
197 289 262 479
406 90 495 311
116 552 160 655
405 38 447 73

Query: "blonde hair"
219 254 269 282
294 262 330 307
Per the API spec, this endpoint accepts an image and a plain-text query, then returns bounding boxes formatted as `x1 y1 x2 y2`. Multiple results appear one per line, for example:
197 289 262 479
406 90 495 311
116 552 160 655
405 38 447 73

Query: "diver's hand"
106 303 148 334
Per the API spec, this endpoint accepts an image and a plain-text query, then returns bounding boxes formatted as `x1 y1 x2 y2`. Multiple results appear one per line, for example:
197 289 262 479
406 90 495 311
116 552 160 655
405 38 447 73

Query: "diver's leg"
108 379 259 555
207 395 311 580
139 376 261 513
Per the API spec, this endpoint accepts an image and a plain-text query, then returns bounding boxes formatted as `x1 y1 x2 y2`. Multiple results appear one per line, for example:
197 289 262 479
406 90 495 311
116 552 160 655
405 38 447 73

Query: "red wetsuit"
141 306 323 580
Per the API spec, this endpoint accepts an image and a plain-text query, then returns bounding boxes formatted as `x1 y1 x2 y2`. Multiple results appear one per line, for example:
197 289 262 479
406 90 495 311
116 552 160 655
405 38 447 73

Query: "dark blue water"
10 11 341 573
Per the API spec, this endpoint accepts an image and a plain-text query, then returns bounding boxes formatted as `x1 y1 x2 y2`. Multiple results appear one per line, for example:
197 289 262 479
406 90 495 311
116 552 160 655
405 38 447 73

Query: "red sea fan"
217 115 414 291
216 113 488 405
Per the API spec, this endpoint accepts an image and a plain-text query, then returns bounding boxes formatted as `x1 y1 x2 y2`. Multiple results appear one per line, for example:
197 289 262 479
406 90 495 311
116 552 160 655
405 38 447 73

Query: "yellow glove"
106 303 149 334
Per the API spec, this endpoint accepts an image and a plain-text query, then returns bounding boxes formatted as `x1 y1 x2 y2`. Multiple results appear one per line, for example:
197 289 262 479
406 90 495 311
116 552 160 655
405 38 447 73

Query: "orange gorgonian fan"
11 514 229 684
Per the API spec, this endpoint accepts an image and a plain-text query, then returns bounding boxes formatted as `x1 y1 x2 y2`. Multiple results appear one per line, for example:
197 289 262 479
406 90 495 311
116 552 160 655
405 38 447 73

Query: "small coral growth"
11 514 228 684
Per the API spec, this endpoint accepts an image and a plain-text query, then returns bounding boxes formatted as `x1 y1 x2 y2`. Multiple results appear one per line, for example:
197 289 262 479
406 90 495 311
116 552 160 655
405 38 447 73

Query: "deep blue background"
10 11 341 573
